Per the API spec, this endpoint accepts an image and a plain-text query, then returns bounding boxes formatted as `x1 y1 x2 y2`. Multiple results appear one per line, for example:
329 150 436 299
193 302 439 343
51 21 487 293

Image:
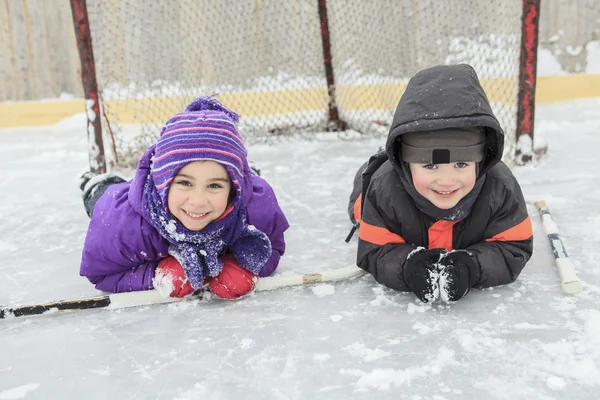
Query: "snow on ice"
1 97 600 399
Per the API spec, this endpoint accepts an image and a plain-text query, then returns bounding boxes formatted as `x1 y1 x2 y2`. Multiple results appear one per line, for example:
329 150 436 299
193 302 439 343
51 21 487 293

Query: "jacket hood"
385 64 504 176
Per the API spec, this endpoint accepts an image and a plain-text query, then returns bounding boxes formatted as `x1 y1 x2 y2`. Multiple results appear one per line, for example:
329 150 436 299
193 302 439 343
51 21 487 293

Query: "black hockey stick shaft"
1 296 111 319
1 290 203 320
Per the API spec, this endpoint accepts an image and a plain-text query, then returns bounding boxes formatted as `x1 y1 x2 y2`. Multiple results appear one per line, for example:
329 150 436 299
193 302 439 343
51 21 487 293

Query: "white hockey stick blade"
555 258 583 294
527 198 583 295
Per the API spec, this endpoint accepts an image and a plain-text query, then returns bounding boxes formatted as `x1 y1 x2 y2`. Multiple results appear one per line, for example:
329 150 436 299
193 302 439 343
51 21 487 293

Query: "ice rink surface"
1 98 599 399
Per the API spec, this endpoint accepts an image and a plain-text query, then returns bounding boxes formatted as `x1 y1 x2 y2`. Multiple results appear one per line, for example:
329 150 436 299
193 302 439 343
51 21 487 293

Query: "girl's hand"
209 255 257 299
153 256 194 298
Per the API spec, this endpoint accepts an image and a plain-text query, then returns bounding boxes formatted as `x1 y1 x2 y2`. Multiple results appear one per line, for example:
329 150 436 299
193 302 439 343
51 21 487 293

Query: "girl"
79 96 289 299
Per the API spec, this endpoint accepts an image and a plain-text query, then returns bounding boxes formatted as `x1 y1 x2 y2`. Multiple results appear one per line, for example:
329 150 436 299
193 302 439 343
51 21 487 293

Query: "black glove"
403 248 447 303
439 251 480 302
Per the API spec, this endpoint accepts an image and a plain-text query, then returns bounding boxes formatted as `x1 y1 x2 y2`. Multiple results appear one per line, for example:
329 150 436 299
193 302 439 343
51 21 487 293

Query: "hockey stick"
528 199 583 294
0 265 364 319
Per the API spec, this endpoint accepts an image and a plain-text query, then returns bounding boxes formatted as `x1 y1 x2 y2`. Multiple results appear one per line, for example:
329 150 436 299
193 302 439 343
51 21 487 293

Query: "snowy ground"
1 97 600 399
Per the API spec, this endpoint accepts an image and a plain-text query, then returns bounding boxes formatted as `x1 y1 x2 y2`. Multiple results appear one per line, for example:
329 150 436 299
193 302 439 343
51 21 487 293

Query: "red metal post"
317 0 347 131
515 0 541 165
70 0 106 173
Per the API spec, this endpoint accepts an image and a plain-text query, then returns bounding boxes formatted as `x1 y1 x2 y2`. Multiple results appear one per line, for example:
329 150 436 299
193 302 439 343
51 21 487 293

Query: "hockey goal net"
75 0 534 170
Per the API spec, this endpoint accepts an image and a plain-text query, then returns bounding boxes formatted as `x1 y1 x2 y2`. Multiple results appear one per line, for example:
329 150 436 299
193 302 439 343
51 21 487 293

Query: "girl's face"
167 161 232 231
409 161 477 210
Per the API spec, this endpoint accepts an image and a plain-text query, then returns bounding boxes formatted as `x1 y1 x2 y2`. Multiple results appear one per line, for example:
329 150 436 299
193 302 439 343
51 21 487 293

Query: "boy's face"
409 162 477 210
167 161 232 231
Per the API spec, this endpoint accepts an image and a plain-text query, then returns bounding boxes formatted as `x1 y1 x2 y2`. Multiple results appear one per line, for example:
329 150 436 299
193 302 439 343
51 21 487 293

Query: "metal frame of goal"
69 0 540 173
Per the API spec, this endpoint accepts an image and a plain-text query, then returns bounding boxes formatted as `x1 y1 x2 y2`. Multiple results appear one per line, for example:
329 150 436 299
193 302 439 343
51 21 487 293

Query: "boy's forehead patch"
432 149 450 164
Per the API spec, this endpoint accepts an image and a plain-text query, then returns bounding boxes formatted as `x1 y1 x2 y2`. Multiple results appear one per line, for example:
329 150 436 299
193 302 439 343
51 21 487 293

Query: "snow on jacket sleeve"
464 172 533 288
356 175 417 292
79 182 169 293
246 175 290 277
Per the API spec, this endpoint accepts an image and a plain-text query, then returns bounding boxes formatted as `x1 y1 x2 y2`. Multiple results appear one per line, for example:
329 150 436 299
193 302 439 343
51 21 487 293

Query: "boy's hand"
438 251 479 302
153 256 194 298
209 255 257 300
403 248 446 303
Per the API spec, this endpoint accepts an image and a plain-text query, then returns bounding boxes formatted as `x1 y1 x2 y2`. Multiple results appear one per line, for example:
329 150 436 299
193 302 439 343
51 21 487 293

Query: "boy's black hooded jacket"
350 64 533 291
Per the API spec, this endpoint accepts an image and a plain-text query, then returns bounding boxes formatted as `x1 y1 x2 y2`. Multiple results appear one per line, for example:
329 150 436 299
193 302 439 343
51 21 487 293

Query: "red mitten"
209 255 257 300
153 256 194 298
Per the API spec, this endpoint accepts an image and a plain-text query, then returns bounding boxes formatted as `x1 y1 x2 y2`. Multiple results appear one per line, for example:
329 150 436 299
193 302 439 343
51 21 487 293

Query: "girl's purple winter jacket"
79 148 290 293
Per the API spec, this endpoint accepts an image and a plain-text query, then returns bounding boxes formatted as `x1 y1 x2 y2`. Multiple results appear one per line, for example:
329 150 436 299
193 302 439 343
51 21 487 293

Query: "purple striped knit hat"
151 96 248 210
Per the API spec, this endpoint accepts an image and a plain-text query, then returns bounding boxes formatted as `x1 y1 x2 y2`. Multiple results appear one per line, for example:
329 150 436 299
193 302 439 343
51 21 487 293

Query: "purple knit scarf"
143 174 272 289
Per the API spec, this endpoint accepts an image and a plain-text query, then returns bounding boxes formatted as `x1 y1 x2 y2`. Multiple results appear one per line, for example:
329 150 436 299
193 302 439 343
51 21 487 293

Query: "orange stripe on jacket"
353 193 362 223
428 220 457 251
359 221 406 246
485 216 533 242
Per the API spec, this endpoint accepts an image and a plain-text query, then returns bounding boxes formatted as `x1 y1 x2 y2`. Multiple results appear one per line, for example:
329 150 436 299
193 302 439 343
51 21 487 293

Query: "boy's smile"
409 162 477 209
432 188 460 198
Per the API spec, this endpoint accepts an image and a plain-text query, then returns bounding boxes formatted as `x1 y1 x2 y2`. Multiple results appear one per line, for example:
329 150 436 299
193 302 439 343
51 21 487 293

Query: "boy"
348 64 533 303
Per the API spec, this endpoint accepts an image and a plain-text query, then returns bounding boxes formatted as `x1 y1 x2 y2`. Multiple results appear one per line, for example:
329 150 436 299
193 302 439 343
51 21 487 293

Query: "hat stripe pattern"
153 149 243 171
165 114 240 131
151 101 248 211
156 137 243 157
162 125 244 145
164 115 242 128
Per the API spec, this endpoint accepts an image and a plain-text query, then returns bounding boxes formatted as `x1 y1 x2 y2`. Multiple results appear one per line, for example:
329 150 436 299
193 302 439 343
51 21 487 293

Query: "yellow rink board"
1 74 599 129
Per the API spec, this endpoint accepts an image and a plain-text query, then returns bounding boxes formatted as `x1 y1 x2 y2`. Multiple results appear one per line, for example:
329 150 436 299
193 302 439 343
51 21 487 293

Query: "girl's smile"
167 161 232 231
